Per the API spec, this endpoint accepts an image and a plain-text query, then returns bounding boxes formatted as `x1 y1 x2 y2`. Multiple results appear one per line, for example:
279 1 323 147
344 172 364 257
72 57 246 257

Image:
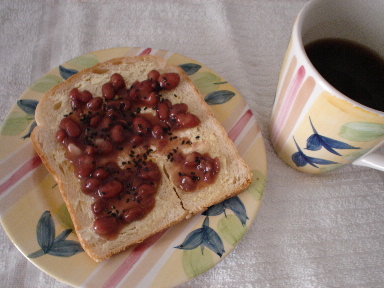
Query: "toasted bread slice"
31 55 252 262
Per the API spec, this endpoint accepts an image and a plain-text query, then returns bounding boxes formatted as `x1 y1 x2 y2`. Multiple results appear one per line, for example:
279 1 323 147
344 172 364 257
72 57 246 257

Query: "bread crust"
31 55 252 261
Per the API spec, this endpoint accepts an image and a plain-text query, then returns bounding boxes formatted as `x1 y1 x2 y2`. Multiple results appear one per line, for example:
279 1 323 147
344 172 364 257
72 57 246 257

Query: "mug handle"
353 150 384 172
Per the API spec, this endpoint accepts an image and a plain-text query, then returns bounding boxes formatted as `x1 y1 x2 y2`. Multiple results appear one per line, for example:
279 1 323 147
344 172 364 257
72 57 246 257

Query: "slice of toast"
31 55 252 262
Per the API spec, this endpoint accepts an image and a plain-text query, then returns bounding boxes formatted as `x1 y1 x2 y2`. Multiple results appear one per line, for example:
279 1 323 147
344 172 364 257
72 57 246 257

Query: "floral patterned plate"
0 47 267 288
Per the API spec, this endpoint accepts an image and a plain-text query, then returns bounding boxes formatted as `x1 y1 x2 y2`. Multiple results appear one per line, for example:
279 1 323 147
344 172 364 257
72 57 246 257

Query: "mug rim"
294 0 384 116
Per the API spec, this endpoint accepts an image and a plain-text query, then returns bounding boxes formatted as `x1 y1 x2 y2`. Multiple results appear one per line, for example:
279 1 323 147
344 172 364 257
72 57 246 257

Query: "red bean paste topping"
171 152 220 191
56 70 220 239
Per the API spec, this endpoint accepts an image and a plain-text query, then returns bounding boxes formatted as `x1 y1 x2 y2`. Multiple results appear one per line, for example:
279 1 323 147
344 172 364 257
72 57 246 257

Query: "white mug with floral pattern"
271 0 384 174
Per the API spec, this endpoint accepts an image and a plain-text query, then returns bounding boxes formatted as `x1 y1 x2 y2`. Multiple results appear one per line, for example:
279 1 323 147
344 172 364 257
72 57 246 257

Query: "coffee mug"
271 0 384 174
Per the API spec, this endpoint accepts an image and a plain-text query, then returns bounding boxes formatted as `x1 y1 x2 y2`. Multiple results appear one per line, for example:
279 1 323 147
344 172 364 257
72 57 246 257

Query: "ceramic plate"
0 47 267 288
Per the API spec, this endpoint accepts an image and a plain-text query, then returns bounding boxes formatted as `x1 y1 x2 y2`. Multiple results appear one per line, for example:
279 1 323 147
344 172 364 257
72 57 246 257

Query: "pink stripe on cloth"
228 109 253 142
101 230 167 288
0 155 42 196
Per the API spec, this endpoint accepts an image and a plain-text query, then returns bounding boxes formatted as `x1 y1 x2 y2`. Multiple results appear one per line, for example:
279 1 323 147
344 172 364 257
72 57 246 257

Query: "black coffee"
305 38 384 112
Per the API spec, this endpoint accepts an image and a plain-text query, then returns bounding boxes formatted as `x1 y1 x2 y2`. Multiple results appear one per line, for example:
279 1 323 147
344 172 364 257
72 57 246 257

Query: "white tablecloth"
1 1 384 287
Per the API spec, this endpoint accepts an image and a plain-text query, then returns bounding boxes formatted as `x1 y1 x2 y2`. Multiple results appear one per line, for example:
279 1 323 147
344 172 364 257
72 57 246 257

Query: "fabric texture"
1 1 384 287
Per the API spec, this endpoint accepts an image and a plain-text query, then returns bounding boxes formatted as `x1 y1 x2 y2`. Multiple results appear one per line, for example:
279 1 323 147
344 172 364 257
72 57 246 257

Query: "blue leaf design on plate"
175 216 225 257
48 240 84 257
28 211 83 259
205 90 235 105
292 137 338 168
201 225 225 257
175 227 225 257
22 121 37 139
175 228 205 250
54 229 72 243
202 216 210 227
27 249 46 258
17 99 38 115
37 211 55 253
306 117 360 155
202 202 225 217
59 65 78 80
179 63 202 75
223 197 248 226
203 196 248 226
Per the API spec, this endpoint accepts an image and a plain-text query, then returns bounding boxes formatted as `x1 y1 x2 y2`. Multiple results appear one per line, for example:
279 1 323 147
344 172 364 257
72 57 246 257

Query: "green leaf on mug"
190 71 222 95
339 122 384 142
30 74 63 93
343 149 371 161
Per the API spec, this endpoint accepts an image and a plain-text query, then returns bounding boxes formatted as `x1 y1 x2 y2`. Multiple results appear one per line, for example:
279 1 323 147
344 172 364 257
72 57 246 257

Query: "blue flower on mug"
292 117 362 168
306 117 360 155
292 137 338 168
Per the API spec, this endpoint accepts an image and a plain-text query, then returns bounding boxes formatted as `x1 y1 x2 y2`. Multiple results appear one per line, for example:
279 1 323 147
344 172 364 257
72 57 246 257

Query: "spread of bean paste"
56 70 220 238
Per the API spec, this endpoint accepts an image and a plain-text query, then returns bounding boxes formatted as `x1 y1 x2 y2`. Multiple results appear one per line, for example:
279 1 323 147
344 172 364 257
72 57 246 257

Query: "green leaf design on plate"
190 71 222 95
30 74 63 93
217 215 248 246
339 122 384 142
58 203 75 232
246 170 266 201
66 54 99 70
205 90 236 105
0 112 34 136
182 247 215 278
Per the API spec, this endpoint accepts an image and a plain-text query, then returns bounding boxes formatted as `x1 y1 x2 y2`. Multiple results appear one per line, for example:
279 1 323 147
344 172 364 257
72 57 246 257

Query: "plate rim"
0 46 267 288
